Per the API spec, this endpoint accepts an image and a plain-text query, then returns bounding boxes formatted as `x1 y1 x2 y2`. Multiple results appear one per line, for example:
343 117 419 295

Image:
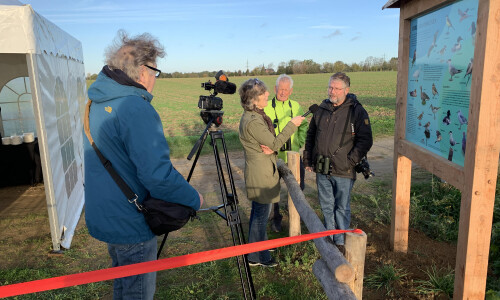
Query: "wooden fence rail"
277 152 366 300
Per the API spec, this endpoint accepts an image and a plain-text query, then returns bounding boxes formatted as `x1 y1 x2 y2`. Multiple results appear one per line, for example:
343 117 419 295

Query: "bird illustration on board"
462 132 467 155
458 8 470 22
448 147 454 161
446 15 455 33
457 110 468 130
470 22 476 43
447 59 462 81
411 49 416 67
413 67 421 82
427 31 439 57
430 104 440 120
435 130 442 143
449 131 459 147
432 83 439 98
420 86 429 105
439 45 447 55
451 36 463 53
464 58 473 86
409 89 417 97
424 122 431 145
417 111 424 120
443 110 451 125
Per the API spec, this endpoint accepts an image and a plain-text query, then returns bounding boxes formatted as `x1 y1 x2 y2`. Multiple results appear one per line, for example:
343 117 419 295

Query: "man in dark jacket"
303 72 372 251
84 31 203 299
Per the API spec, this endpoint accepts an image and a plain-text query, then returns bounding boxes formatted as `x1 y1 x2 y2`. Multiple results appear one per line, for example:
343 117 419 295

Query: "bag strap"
330 104 355 158
84 100 144 212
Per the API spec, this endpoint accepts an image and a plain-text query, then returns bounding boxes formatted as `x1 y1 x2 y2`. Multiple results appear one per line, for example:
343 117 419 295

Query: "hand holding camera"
354 157 374 179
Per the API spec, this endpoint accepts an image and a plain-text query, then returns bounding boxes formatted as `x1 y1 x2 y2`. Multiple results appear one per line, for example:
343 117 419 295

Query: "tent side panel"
26 53 60 251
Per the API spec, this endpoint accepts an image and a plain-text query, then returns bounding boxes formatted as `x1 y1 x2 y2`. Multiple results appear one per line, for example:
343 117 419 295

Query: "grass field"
87 71 397 158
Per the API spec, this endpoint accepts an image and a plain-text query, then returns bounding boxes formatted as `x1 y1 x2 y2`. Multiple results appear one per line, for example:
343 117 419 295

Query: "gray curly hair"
276 74 293 88
105 30 166 81
239 78 268 111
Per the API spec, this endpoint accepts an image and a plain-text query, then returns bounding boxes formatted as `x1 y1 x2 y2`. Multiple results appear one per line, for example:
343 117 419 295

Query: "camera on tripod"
197 71 236 126
354 157 374 179
198 94 223 111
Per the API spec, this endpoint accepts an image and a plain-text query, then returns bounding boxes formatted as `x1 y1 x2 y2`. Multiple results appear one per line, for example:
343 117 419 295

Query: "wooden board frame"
389 0 499 298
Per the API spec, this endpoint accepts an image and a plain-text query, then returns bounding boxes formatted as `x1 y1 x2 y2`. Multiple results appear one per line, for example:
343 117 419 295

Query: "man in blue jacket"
84 31 203 299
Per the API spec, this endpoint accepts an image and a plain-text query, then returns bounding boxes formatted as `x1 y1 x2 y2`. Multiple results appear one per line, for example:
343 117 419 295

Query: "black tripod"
157 117 256 300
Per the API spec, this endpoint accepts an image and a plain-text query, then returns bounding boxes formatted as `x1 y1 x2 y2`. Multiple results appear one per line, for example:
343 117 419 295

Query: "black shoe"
248 258 278 267
270 215 283 232
336 244 346 256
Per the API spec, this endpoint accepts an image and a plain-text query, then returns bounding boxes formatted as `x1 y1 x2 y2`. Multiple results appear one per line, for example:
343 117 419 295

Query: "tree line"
86 56 398 80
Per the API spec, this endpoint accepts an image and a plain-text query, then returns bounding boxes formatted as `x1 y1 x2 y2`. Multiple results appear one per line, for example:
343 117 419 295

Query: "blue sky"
19 0 400 75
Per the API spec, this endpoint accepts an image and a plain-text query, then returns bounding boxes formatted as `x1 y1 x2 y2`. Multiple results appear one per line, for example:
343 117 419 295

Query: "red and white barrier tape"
0 229 362 298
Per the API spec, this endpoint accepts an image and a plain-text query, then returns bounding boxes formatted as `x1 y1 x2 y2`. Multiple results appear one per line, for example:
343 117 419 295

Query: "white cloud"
310 24 349 29
324 30 342 38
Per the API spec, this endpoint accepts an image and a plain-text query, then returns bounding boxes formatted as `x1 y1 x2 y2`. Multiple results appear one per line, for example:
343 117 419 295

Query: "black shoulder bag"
83 100 196 236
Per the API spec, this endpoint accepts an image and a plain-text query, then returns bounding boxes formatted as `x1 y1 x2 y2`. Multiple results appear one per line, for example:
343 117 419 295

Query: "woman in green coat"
238 78 304 267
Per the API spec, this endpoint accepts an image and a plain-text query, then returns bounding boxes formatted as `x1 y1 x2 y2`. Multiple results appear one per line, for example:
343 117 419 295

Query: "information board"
406 0 478 167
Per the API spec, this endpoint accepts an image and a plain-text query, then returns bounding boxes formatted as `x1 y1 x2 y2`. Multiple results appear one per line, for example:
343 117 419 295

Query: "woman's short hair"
239 78 268 111
105 30 166 81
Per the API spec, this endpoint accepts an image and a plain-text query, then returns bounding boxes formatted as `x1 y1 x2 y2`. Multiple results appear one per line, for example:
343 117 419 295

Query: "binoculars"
315 155 331 175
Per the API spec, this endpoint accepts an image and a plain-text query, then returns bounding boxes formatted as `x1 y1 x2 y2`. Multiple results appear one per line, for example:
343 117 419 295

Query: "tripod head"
200 110 224 127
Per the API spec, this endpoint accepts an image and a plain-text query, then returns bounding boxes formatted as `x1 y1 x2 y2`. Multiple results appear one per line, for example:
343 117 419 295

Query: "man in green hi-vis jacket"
264 74 308 232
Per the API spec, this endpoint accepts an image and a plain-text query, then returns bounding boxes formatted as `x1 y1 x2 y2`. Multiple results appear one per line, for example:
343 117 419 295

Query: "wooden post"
390 2 412 253
453 0 500 298
287 151 301 237
345 231 367 300
313 259 357 300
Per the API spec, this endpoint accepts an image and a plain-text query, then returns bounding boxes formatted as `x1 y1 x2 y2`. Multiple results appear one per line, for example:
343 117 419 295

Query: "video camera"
198 70 236 125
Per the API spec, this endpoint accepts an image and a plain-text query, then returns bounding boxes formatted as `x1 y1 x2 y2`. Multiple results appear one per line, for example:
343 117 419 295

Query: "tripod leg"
187 128 210 182
210 130 256 300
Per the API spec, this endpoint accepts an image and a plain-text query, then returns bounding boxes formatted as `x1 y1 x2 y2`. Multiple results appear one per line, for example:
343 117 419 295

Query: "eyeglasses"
144 65 161 78
328 86 345 92
253 78 261 85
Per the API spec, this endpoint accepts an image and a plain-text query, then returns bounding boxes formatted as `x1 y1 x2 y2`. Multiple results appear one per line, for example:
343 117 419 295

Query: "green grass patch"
365 263 408 297
416 265 455 298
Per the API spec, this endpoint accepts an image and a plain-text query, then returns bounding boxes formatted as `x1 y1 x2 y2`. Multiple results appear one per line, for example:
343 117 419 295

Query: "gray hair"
276 74 293 88
239 78 268 111
105 30 166 81
329 72 350 87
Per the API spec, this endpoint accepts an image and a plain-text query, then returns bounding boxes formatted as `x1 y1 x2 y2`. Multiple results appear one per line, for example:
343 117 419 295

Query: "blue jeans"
108 236 157 300
316 173 355 245
247 201 272 263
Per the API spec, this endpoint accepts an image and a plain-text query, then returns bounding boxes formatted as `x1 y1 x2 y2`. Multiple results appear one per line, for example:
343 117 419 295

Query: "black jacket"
303 94 373 179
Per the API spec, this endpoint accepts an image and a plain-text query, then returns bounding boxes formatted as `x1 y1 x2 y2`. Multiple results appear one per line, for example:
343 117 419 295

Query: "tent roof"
0 1 83 62
382 0 406 9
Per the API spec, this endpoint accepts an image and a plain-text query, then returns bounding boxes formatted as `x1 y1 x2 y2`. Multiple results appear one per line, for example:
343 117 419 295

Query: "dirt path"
0 136 415 217
174 136 398 199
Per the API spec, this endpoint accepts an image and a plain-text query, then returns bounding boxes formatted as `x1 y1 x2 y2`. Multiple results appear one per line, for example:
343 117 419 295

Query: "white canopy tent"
0 0 86 250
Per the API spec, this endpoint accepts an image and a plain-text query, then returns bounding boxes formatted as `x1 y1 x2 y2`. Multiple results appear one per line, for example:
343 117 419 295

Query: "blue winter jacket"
84 71 200 244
